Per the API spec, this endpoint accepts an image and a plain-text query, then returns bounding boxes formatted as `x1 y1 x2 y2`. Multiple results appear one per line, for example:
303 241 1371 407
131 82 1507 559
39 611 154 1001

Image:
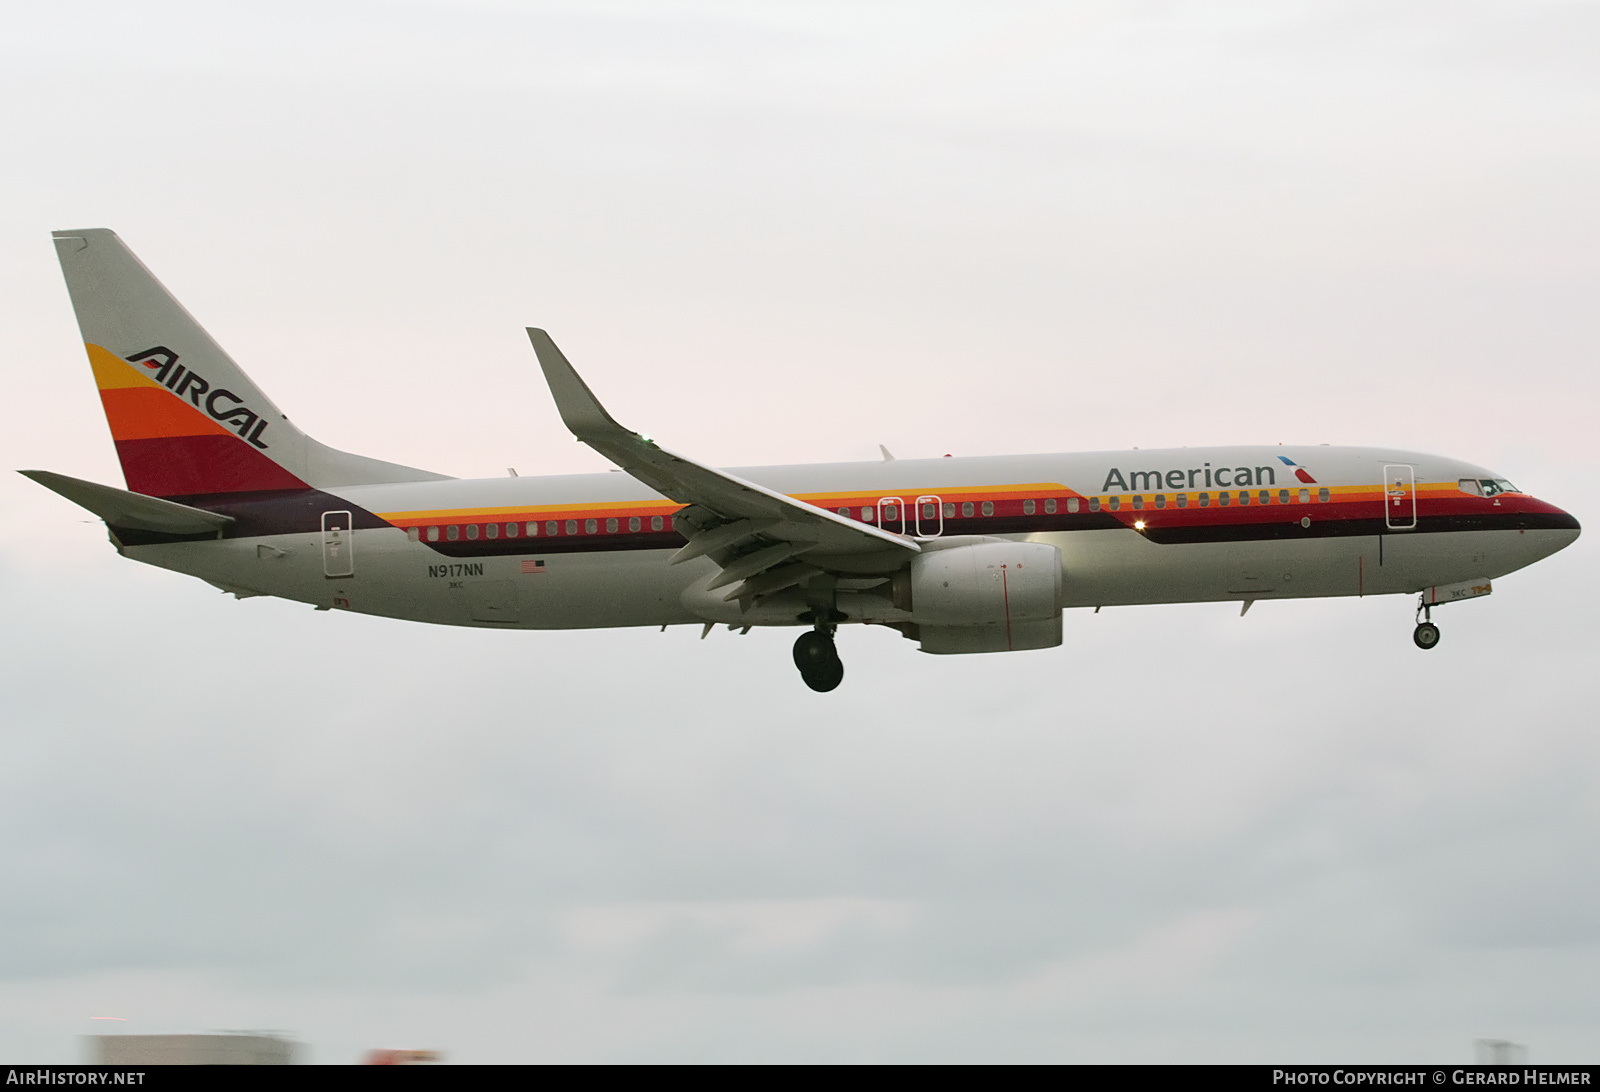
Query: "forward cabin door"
322 510 355 577
1383 465 1417 530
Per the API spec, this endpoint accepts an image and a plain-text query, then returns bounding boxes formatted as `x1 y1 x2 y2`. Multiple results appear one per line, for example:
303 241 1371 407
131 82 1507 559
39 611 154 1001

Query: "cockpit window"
1458 478 1483 496
1479 479 1520 497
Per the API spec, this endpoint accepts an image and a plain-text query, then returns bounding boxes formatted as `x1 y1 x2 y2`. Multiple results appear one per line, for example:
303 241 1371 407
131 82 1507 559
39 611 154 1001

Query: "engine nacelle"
905 540 1063 654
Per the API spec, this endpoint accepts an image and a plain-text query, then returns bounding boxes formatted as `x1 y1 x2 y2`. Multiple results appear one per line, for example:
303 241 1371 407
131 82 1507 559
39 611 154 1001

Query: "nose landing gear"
793 626 844 692
1413 599 1441 650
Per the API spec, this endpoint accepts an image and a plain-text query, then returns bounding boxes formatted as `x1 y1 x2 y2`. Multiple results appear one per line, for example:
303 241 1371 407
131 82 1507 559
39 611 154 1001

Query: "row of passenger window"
407 486 1341 543
408 515 667 543
1091 487 1330 512
833 488 1332 522
836 500 1057 521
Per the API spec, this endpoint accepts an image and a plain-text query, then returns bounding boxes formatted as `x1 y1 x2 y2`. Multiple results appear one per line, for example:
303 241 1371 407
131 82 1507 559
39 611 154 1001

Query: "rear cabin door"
322 510 355 577
1383 465 1417 530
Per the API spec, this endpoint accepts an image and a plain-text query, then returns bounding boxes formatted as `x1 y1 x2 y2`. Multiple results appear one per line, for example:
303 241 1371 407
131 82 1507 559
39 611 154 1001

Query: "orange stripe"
379 500 682 523
99 386 236 443
794 483 1071 504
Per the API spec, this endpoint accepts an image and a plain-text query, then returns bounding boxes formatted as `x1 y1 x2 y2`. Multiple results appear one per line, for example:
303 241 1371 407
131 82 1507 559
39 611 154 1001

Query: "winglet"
526 329 631 442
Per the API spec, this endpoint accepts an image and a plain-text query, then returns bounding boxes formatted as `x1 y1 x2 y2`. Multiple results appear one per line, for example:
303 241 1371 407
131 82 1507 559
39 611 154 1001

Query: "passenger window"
1198 493 1210 508
1219 492 1232 507
485 523 499 539
629 517 641 532
407 527 420 542
651 516 663 531
1176 493 1187 508
447 525 460 540
943 503 955 518
1279 489 1290 504
606 518 618 533
1023 499 1035 515
1132 495 1144 510
1044 498 1057 514
1108 496 1121 511
861 507 875 520
979 501 992 516
1298 488 1310 504
565 520 576 535
426 526 439 542
883 504 898 521
1259 490 1269 505
1066 498 1079 513
466 524 480 540
585 518 598 534
962 502 974 517
1154 494 1167 509
1237 491 1249 506
922 503 936 520
1318 488 1329 503
1089 497 1100 512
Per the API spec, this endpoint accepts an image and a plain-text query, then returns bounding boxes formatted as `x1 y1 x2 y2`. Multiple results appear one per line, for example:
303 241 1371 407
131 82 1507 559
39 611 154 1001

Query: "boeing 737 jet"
26 229 1581 690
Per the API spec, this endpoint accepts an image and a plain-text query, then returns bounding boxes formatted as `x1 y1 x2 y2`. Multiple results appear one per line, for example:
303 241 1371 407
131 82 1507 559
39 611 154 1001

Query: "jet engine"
899 539 1063 654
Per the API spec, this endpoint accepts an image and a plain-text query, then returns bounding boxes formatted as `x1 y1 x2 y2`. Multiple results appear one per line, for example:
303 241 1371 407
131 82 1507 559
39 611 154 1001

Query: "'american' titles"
125 347 272 449
1100 463 1280 493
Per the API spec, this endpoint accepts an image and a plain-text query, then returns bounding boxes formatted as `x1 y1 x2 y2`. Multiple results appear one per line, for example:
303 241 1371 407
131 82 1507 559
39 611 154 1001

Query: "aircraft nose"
1529 500 1580 559
1547 503 1580 535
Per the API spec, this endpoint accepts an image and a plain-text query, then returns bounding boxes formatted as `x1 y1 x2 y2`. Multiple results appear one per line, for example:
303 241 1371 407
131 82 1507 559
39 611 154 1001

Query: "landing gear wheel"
1413 622 1441 650
793 629 844 692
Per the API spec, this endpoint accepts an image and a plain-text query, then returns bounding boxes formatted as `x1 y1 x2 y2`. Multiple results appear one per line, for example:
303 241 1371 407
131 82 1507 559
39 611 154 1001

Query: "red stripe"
115 435 308 497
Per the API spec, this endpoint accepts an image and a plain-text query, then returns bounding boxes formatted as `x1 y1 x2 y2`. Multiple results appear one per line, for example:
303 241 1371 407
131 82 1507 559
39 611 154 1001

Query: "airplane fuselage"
119 444 1578 635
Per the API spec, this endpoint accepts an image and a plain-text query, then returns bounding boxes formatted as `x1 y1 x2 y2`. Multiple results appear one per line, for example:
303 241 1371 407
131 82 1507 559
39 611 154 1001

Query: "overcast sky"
2 0 1599 1063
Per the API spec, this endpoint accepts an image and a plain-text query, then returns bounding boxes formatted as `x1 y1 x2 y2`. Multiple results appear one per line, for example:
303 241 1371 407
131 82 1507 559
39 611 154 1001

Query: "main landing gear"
793 625 844 692
1413 599 1441 650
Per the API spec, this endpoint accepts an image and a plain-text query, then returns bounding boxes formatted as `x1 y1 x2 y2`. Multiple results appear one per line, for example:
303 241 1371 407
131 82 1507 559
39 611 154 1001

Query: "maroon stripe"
115 435 308 497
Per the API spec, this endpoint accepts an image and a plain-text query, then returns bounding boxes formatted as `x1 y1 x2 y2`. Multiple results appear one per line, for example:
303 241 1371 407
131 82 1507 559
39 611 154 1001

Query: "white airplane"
27 229 1581 691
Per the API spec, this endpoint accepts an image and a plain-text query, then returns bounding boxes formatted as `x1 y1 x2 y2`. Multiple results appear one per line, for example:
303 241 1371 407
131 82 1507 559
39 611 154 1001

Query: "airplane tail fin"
51 229 450 499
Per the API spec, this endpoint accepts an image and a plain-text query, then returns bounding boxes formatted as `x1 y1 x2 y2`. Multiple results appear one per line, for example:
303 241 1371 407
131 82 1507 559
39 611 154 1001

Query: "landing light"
1134 520 1146 530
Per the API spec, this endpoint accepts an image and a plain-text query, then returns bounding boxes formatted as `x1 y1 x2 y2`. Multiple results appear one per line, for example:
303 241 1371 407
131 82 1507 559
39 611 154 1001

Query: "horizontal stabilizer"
20 470 234 535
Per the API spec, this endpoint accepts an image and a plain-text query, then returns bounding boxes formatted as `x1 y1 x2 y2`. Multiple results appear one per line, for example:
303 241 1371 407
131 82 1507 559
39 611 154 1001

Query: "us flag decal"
520 559 546 574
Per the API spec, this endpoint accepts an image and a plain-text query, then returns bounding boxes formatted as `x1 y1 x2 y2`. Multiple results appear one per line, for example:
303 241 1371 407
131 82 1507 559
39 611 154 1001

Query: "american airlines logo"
1100 456 1317 493
125 347 271 449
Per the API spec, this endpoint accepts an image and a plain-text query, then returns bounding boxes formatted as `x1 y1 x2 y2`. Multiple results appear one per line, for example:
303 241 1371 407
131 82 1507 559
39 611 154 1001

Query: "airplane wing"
527 329 918 601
